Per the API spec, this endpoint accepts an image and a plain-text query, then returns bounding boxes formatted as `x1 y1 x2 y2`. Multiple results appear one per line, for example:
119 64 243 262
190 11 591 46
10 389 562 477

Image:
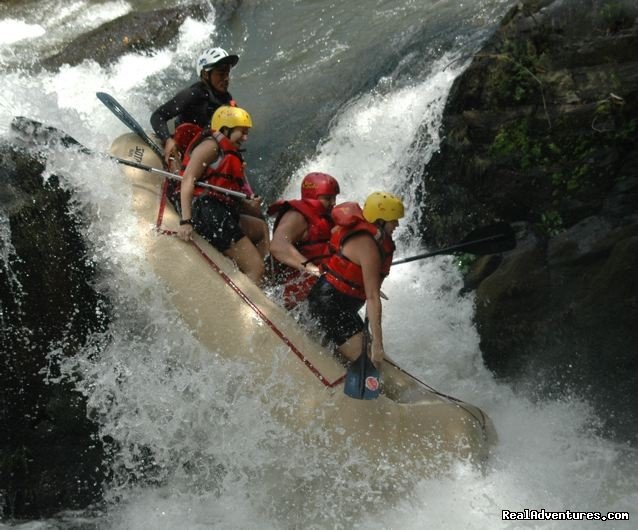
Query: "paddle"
344 317 380 400
10 116 246 200
392 222 516 265
114 157 247 199
96 91 165 160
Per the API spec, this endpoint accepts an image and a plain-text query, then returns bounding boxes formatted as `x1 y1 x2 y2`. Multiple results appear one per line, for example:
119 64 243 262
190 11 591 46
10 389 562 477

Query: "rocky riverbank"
423 0 638 442
0 144 109 518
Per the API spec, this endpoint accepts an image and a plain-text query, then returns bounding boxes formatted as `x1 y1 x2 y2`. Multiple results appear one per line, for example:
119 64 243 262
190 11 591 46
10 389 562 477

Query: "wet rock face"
0 144 109 518
424 0 638 242
422 0 638 442
41 1 212 70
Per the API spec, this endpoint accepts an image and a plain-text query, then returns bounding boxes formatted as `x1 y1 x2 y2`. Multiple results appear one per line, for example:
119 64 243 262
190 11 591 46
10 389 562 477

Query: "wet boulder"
423 0 638 244
41 1 213 70
421 0 638 442
0 143 109 518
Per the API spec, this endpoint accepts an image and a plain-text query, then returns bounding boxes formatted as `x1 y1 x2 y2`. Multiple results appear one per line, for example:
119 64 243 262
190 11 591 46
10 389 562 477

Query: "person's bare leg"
337 332 365 362
240 215 269 258
224 236 265 285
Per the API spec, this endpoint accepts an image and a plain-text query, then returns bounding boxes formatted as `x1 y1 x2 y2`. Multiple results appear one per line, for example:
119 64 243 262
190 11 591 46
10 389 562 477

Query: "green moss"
456 252 477 274
489 118 544 170
487 103 636 232
482 22 555 110
616 117 638 141
484 46 542 106
491 110 634 191
540 210 564 236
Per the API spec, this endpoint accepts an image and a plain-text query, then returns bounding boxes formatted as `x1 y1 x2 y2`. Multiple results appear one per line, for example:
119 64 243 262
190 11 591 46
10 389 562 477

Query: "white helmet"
195 47 239 77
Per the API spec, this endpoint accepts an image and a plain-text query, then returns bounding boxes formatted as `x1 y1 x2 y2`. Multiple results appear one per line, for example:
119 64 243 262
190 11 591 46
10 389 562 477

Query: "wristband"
179 219 193 226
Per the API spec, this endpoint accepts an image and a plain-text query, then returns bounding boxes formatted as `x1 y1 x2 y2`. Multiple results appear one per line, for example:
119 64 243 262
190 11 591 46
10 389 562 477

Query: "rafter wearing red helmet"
267 172 340 309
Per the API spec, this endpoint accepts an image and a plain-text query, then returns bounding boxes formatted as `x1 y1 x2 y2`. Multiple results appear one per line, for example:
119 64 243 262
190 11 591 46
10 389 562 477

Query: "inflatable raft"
109 131 497 473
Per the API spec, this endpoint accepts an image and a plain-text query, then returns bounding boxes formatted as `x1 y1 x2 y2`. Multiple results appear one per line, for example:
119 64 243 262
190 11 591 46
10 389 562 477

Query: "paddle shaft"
114 157 247 199
392 233 508 265
392 222 515 265
358 317 370 397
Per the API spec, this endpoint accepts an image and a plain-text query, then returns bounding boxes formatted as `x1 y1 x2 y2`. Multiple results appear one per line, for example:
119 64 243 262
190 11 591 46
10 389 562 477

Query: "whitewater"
1 0 636 528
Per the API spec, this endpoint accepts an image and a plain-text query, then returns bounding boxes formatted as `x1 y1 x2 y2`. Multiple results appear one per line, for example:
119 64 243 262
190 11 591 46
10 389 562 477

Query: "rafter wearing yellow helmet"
305 190 405 387
211 105 253 131
176 105 268 285
362 191 405 223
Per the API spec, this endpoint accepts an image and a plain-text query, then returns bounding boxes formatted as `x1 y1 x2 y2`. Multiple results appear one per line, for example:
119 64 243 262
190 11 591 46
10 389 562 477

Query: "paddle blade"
344 355 381 400
96 91 164 159
11 116 92 154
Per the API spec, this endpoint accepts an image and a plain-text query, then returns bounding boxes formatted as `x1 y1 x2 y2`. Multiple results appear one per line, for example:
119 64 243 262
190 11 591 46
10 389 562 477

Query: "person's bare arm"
178 138 218 240
270 210 319 274
344 234 384 367
240 196 264 218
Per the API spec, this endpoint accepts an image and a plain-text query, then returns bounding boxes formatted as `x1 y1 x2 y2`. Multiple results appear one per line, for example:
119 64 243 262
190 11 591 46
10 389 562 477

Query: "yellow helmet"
363 191 405 223
211 106 253 131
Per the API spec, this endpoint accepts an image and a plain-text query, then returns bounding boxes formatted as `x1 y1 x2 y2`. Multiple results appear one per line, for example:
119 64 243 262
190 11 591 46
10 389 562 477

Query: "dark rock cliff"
0 144 110 518
423 0 638 442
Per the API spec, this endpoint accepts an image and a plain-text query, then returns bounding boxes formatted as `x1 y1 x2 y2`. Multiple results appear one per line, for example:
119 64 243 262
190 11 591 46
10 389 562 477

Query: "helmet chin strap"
373 221 386 241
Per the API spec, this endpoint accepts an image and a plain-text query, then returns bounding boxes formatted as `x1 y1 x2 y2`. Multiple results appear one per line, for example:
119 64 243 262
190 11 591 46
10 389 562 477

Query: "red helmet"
301 172 340 200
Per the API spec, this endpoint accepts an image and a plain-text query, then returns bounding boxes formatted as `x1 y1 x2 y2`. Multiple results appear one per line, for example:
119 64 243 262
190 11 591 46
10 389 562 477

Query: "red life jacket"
322 202 395 301
178 129 246 206
267 199 334 308
269 199 334 261
173 123 202 153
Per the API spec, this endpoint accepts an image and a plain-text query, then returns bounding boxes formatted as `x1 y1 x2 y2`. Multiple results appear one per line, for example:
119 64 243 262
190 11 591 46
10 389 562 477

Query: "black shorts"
306 277 365 347
192 195 244 252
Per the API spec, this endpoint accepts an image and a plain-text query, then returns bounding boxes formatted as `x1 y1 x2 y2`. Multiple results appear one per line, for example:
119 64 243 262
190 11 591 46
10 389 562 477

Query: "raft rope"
155 179 345 389
384 358 489 435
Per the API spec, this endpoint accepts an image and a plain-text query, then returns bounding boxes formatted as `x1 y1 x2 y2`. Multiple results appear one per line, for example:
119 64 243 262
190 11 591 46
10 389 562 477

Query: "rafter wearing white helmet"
150 47 239 169
196 47 239 77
